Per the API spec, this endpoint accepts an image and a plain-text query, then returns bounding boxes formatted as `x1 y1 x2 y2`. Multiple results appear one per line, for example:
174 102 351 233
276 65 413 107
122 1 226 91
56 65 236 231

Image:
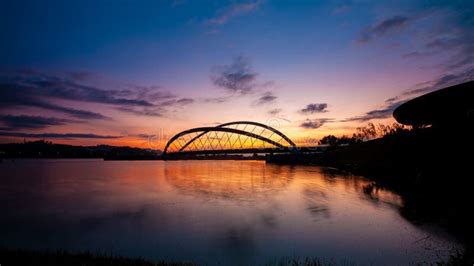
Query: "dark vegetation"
318 122 410 146
0 140 161 160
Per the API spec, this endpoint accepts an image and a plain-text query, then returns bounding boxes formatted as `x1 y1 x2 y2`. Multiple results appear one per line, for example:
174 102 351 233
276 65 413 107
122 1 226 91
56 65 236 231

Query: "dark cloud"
116 107 164 117
132 86 176 103
202 96 231 104
385 97 399 104
400 3 474 71
255 92 277 105
358 15 410 43
347 68 473 123
299 103 328 114
300 118 333 129
0 70 195 120
207 1 262 25
0 83 109 120
0 115 76 130
24 75 154 107
68 71 98 81
0 132 121 139
402 51 436 59
131 133 152 139
344 100 406 122
403 68 474 96
33 100 109 120
0 70 157 120
403 35 473 70
268 108 282 115
176 98 194 105
211 56 258 94
160 97 195 107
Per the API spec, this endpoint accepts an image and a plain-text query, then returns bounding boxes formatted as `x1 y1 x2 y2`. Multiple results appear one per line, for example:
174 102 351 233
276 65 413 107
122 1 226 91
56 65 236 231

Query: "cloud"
211 56 258 94
358 15 410 43
0 115 77 130
202 96 231 104
116 107 164 117
176 98 194 105
0 70 195 120
208 1 262 25
132 85 176 103
299 103 328 114
346 68 473 123
402 51 436 59
268 108 282 115
25 75 154 107
0 83 109 120
399 3 474 71
68 71 98 81
160 97 195 106
255 91 277 105
0 70 160 120
403 68 474 96
300 118 333 129
343 100 406 122
0 132 121 139
385 97 399 104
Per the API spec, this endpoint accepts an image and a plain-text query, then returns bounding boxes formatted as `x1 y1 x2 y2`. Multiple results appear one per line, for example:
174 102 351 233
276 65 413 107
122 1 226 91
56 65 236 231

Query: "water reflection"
0 159 462 265
165 161 295 201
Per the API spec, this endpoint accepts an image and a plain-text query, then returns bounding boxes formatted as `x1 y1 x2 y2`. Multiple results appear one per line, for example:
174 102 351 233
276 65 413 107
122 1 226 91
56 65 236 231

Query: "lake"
0 159 462 265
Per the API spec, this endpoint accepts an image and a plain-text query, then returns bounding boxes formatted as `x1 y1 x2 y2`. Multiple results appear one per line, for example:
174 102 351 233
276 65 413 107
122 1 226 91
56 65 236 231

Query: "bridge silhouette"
163 121 316 159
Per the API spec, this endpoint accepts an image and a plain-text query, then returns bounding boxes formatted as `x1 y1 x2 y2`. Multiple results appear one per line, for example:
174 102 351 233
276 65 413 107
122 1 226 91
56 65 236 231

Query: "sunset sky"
1 0 473 149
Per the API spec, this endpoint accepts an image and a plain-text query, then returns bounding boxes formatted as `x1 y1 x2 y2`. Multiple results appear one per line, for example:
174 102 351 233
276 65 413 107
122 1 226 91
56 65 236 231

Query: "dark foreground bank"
0 248 467 265
0 248 192 266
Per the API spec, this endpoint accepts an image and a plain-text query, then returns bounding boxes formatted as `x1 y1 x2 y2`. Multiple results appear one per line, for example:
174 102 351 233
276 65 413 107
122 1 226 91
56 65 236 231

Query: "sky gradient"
1 0 473 148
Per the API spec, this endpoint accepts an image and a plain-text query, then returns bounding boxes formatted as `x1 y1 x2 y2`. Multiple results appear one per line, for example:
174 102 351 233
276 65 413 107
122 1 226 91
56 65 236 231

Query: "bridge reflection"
164 161 296 201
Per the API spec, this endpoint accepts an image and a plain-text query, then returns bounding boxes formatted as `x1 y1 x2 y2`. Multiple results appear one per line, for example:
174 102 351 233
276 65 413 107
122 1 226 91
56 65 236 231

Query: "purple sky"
1 0 473 148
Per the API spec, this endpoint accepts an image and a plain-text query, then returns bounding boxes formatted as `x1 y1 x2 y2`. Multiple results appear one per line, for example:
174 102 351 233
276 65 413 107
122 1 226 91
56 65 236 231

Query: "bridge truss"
163 121 296 156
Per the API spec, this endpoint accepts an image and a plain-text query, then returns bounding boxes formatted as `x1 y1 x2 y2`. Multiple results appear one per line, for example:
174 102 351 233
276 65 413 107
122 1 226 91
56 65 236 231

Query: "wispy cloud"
391 3 474 72
343 100 406 122
68 71 99 81
207 1 263 25
0 70 196 120
300 118 333 129
0 82 110 120
202 96 232 104
268 108 282 115
357 15 410 43
116 107 164 117
403 68 474 96
0 115 78 130
299 103 328 114
255 91 277 105
0 132 121 139
344 67 473 123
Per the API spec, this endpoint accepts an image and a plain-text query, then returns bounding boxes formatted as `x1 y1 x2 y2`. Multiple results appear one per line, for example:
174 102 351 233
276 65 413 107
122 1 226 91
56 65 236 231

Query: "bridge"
163 121 310 159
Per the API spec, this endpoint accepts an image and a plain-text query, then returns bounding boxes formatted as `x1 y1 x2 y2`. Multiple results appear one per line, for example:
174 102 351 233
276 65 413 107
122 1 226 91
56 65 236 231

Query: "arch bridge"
163 121 298 159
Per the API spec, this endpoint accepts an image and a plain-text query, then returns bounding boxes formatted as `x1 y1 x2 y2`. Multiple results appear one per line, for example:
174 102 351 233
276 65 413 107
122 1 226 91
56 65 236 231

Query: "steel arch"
175 121 296 153
163 121 296 155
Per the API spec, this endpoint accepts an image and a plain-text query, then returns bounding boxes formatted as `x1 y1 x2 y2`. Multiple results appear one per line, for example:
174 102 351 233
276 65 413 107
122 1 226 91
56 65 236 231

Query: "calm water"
0 159 461 265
